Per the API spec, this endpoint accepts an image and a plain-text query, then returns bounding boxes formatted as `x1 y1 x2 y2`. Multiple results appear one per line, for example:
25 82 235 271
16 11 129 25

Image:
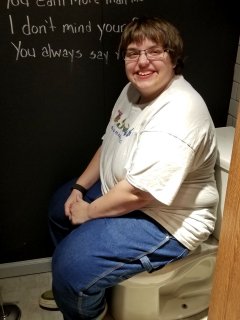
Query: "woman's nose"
138 52 150 65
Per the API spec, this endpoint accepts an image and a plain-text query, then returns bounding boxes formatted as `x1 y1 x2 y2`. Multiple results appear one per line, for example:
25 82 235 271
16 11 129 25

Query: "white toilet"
109 126 235 320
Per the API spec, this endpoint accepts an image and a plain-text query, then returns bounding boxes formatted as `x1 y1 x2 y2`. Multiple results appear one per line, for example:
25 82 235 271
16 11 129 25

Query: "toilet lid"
215 126 235 171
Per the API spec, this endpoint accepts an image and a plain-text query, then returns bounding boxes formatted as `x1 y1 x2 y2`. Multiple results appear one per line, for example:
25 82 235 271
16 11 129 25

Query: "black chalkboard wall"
0 0 239 263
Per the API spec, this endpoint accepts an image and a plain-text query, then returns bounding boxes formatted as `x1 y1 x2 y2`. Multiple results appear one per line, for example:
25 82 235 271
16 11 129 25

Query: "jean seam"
81 234 170 292
77 292 106 319
164 247 189 267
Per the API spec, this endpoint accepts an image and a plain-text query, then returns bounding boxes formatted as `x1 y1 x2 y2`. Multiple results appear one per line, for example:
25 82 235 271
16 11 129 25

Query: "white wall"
227 37 240 127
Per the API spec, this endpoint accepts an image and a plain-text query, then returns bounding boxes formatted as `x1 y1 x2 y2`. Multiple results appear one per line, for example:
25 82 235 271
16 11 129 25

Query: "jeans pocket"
139 236 189 273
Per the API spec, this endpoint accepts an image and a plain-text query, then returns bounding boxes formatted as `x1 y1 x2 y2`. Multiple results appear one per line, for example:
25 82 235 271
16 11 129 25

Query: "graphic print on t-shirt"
111 109 134 143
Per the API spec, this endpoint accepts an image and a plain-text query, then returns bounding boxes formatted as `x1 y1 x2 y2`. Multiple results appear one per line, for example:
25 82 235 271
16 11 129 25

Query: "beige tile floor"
0 272 208 320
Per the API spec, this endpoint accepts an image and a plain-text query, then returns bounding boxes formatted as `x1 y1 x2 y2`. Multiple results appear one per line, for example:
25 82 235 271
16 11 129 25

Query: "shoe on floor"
39 291 110 318
39 290 58 310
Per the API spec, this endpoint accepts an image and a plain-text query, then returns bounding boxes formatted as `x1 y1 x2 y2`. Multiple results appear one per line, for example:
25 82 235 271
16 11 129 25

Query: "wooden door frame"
208 107 240 319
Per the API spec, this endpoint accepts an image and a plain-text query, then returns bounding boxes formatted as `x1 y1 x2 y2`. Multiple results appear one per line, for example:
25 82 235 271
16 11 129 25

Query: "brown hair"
119 17 184 74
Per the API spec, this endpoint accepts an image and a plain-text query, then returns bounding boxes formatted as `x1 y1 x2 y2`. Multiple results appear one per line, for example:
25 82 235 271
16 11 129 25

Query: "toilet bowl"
109 126 235 320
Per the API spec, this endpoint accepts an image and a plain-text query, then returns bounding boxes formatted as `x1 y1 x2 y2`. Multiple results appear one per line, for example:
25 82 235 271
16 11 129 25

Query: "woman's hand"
68 199 91 225
64 189 83 217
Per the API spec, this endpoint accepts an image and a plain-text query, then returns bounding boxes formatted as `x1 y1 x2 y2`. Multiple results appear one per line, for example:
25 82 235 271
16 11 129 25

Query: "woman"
41 17 219 319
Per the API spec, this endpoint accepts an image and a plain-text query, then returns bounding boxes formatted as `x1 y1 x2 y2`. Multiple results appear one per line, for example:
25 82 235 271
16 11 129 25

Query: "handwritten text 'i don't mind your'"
8 16 125 41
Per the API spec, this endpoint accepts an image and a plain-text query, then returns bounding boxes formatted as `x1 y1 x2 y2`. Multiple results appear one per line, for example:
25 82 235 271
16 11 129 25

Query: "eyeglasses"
124 47 170 62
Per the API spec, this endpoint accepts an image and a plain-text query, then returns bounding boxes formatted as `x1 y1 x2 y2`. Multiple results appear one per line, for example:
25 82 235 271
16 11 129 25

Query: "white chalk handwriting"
5 0 145 62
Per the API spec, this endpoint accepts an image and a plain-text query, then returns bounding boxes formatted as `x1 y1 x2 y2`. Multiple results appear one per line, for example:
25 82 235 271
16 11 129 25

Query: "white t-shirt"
100 75 219 250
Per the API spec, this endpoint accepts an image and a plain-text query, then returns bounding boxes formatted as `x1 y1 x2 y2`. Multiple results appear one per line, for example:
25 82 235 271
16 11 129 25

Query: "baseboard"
0 257 52 279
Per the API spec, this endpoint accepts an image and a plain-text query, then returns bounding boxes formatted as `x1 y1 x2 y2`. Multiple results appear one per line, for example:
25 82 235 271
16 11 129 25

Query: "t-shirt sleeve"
126 130 195 205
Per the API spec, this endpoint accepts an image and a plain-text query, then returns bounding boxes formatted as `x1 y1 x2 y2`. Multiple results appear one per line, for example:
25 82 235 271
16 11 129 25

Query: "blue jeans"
50 179 189 320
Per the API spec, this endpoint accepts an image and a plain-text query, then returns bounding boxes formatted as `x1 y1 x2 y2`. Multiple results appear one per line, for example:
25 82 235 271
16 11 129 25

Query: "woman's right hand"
64 189 83 218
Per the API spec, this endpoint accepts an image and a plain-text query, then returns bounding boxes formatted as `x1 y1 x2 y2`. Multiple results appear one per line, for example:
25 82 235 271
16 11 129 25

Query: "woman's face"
124 38 176 103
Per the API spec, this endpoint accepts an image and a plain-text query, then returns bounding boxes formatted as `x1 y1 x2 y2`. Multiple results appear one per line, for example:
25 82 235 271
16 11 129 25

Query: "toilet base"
110 287 210 320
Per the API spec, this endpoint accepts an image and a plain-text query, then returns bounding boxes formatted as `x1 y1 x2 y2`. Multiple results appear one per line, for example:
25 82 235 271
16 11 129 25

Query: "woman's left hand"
69 200 91 225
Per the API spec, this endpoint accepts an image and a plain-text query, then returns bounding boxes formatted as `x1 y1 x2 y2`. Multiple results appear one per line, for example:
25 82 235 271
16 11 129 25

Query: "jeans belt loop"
140 255 153 273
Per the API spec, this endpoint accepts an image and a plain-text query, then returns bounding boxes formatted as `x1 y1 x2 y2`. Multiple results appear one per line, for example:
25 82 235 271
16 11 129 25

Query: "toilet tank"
214 126 235 240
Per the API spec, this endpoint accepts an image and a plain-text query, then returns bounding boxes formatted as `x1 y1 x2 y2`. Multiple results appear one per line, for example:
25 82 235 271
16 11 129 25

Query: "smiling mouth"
137 71 153 76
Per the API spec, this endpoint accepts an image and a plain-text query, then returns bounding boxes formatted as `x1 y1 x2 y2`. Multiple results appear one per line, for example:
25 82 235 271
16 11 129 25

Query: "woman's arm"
75 145 101 189
69 179 155 224
65 146 101 216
